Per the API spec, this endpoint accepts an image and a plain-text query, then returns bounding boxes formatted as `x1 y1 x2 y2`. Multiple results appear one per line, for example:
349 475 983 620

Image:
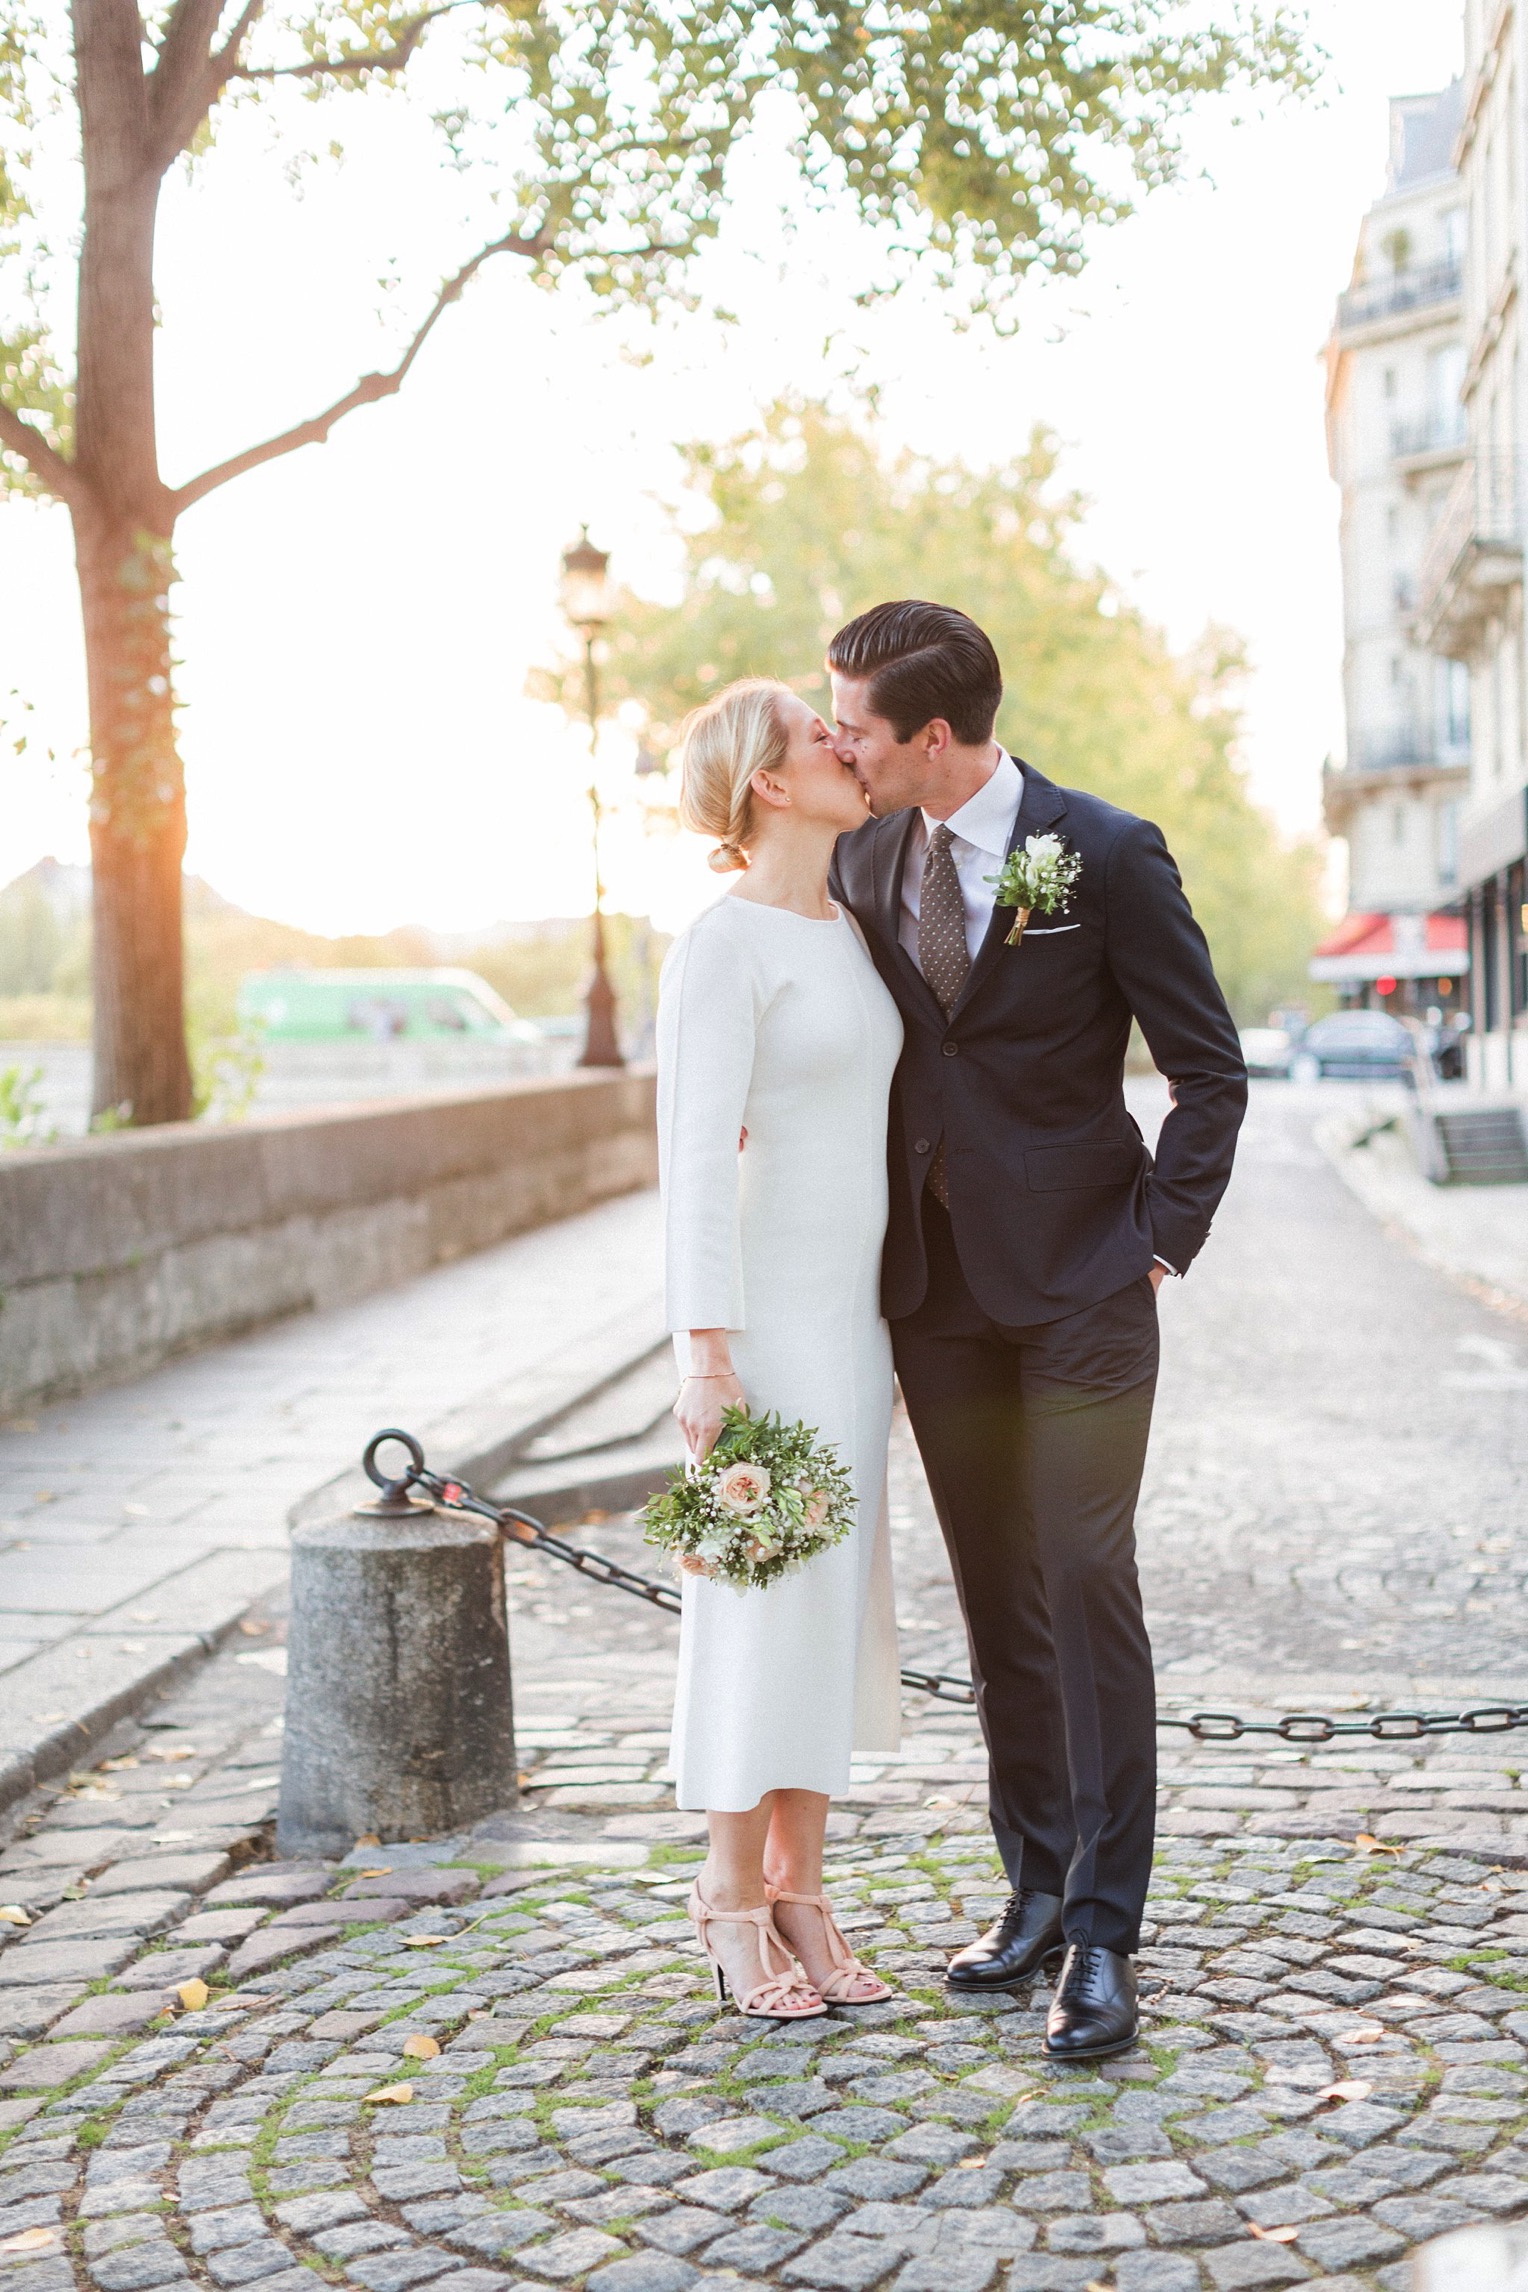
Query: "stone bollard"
277 1432 517 1859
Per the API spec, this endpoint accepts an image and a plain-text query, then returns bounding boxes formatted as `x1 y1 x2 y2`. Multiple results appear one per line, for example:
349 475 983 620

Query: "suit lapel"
951 759 1067 1019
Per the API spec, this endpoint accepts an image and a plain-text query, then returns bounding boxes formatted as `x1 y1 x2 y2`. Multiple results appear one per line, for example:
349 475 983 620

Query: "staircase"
1433 1105 1528 1184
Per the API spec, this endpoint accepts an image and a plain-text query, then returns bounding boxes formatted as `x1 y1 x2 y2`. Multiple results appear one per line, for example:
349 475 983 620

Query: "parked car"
1289 1009 1416 1083
238 967 542 1047
1239 1026 1294 1079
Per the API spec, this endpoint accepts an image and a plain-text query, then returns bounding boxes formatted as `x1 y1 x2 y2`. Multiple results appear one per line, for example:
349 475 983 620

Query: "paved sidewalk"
0 1190 663 1807
1315 1087 1528 1314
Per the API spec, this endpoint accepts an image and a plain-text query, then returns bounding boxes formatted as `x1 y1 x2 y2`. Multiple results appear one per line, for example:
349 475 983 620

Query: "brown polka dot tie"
917 823 970 1207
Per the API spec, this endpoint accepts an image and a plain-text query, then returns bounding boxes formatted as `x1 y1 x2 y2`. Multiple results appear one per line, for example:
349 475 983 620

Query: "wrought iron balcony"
1414 452 1525 655
1343 726 1471 773
1337 258 1462 335
1391 411 1469 461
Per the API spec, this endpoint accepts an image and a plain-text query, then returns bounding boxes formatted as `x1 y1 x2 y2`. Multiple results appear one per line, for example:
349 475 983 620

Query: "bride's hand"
674 1367 745 1462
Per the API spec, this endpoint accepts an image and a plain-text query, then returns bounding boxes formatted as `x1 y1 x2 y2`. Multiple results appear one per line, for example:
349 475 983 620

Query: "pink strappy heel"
687 1880 825 2020
767 1885 892 2004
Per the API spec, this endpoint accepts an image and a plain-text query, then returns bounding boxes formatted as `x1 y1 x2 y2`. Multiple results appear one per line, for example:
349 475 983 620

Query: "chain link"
368 1433 1528 1745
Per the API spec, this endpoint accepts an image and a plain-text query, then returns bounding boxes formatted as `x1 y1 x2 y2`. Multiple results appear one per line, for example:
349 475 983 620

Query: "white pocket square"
1020 923 1081 937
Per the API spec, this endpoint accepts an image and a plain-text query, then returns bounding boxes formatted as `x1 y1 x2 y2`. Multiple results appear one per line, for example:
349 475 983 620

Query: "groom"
828 600 1247 2060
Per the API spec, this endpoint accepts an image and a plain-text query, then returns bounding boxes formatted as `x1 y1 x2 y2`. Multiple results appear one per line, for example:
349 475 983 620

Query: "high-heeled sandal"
686 1880 825 2020
767 1885 892 2005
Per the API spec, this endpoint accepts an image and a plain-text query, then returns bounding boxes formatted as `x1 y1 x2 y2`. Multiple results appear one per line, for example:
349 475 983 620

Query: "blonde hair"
677 678 791 873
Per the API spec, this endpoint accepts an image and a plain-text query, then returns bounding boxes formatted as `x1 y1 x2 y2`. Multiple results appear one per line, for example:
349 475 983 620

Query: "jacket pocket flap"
1025 1142 1144 1192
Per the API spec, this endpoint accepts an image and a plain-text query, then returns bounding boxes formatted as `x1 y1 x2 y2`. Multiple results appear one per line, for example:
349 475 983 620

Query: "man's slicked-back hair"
828 600 1002 747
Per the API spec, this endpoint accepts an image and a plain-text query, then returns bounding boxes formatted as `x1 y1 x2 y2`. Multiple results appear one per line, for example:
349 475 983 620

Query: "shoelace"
1055 1944 1108 2002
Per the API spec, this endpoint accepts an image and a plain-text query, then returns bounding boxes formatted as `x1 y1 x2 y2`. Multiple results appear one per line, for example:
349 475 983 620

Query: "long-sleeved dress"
657 893 905 1811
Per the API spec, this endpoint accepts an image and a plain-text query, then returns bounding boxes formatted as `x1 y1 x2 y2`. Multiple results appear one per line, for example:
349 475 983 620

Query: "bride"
657 677 904 2018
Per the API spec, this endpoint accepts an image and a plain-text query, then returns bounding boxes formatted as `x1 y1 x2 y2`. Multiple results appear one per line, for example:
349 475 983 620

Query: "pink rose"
715 1460 771 1516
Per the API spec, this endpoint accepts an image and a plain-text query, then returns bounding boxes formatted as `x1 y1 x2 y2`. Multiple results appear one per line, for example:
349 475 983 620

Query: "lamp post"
560 528 624 1069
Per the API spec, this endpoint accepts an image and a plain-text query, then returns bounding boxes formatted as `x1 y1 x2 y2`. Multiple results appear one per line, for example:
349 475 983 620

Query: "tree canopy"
588 400 1323 1023
0 0 1314 1122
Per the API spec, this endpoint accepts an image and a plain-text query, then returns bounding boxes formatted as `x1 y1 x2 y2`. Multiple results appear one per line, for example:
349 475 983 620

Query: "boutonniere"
986 833 1083 946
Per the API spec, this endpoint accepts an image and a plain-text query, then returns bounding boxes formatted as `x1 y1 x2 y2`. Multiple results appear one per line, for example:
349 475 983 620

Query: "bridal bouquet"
640 1407 854 1592
987 833 1083 945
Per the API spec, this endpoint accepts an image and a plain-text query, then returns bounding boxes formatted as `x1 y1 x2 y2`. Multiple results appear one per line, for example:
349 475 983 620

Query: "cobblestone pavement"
0 1083 1518 2288
0 1610 1522 2292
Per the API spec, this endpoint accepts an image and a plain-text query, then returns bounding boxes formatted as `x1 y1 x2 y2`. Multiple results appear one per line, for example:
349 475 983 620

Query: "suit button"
914 1138 930 1154
942 1041 959 1057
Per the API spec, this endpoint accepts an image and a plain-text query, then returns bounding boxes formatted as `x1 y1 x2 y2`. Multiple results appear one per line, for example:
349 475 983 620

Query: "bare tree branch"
171 227 547 513
148 0 264 169
232 3 464 82
0 401 82 504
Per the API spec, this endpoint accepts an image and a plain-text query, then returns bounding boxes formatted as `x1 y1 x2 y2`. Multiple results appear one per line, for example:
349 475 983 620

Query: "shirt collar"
921 750 1022 859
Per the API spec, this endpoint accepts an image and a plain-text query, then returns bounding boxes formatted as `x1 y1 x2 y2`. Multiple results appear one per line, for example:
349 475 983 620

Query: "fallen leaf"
1248 2224 1302 2243
238 1618 270 1635
1353 1833 1403 1857
956 2154 987 2169
355 1834 382 1849
402 2035 440 2060
363 2082 414 2106
1319 2079 1373 2103
0 1907 31 1928
177 1979 209 2011
398 1934 449 1949
0 2230 57 2253
357 1867 393 1878
101 1755 139 1771
145 1746 195 1763
1336 2026 1386 2046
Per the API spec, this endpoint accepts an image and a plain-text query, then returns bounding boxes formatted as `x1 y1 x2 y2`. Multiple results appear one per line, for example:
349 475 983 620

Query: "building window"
1443 658 1471 750
1512 860 1528 1019
1443 206 1466 265
1439 799 1459 887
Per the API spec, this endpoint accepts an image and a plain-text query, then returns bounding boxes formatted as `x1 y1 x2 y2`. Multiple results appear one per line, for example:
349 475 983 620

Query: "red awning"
1309 910 1467 982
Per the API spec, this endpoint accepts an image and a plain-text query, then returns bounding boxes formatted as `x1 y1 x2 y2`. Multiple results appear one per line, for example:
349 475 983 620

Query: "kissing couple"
657 600 1247 2060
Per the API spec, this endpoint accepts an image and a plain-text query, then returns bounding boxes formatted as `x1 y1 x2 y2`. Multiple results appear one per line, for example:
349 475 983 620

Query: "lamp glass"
561 533 611 633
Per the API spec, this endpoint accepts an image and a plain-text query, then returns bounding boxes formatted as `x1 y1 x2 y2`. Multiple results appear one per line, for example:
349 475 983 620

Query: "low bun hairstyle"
676 678 791 873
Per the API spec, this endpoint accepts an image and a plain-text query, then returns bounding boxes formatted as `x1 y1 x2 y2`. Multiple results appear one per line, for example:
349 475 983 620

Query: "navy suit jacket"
830 760 1249 1326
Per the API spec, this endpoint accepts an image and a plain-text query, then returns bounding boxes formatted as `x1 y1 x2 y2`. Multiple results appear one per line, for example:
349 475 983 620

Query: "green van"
237 968 541 1045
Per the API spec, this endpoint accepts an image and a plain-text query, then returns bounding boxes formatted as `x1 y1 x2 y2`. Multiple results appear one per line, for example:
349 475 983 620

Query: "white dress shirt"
896 748 1178 1278
897 750 1023 967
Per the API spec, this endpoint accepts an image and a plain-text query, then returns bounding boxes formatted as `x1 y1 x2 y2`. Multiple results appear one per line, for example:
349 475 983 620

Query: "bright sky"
2 1 1464 939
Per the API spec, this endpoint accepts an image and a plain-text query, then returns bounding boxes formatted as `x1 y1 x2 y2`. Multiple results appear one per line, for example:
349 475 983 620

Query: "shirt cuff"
1153 1254 1179 1278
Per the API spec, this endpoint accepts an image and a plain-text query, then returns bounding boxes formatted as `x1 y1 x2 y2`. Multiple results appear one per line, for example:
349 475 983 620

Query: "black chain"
360 1431 1528 1741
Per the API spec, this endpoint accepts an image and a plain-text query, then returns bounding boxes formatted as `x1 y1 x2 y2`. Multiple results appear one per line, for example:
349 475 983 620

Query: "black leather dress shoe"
1043 1943 1139 2060
946 1889 1065 1991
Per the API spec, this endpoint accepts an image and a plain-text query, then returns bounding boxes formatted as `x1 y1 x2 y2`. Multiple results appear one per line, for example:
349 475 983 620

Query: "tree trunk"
75 508 191 1126
71 0 190 1126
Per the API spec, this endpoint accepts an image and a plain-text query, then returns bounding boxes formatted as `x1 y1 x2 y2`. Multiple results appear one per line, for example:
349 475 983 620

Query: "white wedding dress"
657 894 904 1811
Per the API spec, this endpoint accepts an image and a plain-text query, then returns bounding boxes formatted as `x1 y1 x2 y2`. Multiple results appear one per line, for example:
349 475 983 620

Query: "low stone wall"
0 1068 658 1415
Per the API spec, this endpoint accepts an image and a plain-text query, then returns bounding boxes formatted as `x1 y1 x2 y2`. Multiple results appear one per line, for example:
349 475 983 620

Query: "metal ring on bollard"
355 1427 434 1518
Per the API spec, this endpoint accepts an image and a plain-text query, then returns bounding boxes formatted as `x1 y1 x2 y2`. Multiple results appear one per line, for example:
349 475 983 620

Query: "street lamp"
559 527 623 1069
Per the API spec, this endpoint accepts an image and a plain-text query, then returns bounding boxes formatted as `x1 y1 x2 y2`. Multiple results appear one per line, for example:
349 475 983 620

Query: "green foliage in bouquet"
640 1407 854 1593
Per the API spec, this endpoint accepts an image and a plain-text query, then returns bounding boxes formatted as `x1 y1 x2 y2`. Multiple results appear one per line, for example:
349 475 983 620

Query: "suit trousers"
891 1193 1159 1953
